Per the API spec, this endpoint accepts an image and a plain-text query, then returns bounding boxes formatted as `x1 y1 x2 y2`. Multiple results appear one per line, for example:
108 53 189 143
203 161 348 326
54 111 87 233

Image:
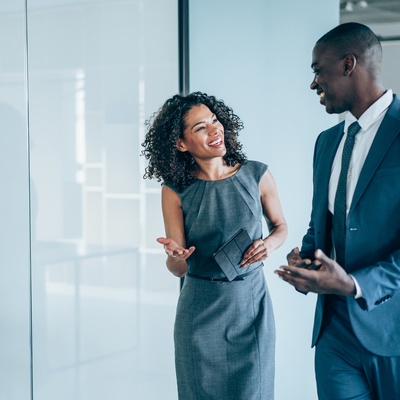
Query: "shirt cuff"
349 274 363 299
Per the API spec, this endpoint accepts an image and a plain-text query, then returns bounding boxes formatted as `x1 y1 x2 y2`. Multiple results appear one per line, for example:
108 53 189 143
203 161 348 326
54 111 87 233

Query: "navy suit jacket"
300 94 400 357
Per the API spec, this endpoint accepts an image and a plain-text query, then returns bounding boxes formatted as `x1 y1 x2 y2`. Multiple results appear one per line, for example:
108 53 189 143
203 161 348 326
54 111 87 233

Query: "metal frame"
179 0 189 96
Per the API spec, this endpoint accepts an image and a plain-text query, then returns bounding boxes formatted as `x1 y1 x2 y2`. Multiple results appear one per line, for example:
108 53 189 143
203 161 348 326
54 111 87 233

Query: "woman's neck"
195 159 240 181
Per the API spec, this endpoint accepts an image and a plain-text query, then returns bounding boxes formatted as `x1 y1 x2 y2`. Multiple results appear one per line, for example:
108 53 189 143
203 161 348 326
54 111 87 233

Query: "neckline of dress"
196 163 243 182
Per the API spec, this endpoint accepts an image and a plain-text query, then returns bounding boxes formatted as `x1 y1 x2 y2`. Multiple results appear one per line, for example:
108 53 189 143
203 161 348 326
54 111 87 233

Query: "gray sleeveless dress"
170 160 275 400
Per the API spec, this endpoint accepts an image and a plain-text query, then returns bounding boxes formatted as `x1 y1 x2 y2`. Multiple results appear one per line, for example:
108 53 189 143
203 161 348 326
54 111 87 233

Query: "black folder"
212 229 253 281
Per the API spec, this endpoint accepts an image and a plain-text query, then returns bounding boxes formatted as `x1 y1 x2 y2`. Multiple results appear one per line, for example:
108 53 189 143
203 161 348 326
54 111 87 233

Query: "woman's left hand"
240 239 270 268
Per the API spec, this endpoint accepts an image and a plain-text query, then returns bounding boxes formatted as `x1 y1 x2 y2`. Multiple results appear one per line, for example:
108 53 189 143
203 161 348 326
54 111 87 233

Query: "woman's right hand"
157 237 195 261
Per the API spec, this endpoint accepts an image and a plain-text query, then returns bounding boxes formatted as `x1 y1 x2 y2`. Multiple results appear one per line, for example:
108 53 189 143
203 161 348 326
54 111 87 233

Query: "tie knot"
347 121 361 138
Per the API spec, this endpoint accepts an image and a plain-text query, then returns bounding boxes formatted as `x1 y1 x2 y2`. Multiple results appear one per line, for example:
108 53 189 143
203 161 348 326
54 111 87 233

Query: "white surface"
189 1 339 399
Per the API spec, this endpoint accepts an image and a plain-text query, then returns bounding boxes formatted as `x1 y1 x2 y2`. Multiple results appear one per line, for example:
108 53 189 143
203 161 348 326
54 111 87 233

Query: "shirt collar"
344 89 393 132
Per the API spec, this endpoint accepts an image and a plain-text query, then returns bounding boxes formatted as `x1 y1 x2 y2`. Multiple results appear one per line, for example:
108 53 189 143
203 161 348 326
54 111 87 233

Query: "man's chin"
319 97 332 113
324 103 342 115
325 107 335 114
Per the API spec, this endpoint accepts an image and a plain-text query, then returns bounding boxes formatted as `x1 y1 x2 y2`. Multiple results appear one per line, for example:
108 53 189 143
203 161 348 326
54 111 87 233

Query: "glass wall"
1 0 180 399
0 1 32 399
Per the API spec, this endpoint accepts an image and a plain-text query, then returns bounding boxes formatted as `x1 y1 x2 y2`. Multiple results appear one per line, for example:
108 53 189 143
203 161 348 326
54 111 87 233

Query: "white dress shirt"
328 89 393 298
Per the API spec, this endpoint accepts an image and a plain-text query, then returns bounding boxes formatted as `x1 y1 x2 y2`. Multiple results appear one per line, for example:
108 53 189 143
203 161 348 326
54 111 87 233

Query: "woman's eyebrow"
191 114 215 130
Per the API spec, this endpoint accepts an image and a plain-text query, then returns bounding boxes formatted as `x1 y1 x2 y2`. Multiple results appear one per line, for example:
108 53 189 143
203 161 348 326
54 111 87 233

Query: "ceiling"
340 0 400 39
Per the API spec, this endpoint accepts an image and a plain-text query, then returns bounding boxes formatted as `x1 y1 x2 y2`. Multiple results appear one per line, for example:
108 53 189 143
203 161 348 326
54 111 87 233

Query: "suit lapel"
350 97 400 212
315 123 344 206
313 123 344 249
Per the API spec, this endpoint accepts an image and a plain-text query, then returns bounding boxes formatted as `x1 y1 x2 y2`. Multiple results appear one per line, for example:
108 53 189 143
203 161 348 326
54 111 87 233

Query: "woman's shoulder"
163 180 195 196
242 160 268 178
162 181 180 194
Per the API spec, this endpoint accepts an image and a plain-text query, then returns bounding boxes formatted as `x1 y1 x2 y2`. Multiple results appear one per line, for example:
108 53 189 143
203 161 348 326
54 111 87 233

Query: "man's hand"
287 247 303 265
275 249 356 296
286 247 320 270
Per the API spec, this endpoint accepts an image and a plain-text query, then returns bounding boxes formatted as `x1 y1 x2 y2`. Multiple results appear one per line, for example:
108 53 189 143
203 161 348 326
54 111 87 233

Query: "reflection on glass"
27 1 179 399
0 1 32 399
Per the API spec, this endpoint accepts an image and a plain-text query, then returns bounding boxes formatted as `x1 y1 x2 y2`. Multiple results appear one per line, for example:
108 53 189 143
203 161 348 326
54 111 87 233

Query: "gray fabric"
171 161 275 399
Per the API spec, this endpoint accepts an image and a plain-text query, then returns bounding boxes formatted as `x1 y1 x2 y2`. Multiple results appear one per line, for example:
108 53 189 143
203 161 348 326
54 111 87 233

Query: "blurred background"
0 0 399 399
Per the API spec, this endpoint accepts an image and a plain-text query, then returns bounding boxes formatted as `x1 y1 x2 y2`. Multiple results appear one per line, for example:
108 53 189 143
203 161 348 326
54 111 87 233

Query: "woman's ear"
343 53 357 76
176 138 188 152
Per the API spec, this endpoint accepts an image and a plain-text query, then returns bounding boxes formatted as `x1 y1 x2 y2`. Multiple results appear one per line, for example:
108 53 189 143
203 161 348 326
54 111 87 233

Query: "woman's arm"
159 185 195 277
241 169 288 266
260 169 288 253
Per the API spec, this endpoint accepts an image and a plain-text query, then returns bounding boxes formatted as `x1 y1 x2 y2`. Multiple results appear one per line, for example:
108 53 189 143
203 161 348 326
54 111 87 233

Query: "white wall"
189 1 339 399
367 22 400 96
381 41 400 96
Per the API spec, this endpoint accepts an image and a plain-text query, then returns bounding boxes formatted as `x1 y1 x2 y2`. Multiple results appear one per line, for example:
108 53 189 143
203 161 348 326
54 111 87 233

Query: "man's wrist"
348 274 363 298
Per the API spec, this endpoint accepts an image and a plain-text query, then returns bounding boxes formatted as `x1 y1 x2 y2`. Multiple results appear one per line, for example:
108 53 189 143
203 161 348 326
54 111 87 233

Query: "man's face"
310 43 351 114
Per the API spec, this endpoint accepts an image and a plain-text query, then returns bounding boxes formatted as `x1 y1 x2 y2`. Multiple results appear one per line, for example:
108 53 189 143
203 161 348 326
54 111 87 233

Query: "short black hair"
317 22 382 76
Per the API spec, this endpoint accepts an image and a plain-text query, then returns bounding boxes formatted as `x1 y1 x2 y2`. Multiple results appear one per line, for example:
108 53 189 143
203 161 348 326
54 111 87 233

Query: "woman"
142 92 287 399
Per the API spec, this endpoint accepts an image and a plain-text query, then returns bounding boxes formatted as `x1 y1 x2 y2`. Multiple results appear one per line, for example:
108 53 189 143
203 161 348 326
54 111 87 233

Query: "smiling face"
177 104 226 160
310 43 353 115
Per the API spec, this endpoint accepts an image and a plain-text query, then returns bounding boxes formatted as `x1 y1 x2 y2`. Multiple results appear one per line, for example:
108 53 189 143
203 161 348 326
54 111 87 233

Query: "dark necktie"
333 121 361 267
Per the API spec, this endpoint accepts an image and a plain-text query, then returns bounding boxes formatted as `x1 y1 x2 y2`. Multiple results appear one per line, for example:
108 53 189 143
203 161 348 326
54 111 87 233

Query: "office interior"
1 0 399 399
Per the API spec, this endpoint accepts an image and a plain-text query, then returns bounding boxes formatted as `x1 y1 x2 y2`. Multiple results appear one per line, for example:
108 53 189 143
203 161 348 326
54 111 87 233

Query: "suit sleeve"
343 115 400 311
351 249 400 311
299 133 323 261
299 220 316 260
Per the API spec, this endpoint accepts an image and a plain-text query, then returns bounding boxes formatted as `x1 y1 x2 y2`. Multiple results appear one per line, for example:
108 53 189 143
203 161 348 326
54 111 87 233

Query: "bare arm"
159 185 195 277
241 169 288 266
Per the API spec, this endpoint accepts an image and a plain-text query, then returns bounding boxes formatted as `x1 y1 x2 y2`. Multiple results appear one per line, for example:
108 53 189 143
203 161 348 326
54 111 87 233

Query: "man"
275 22 400 399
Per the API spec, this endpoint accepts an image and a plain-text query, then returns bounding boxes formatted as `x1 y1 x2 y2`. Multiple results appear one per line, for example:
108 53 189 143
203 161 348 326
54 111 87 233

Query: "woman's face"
177 104 226 160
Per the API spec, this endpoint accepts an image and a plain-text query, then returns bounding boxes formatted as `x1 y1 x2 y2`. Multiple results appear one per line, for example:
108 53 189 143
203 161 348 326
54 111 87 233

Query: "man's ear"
343 53 357 76
176 138 188 152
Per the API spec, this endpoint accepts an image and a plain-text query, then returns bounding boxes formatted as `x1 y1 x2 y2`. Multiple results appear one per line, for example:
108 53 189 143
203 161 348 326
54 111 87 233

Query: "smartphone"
296 260 321 271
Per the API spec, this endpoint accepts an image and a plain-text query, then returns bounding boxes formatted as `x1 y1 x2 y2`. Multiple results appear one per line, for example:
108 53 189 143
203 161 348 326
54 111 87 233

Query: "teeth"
209 138 222 146
319 92 325 99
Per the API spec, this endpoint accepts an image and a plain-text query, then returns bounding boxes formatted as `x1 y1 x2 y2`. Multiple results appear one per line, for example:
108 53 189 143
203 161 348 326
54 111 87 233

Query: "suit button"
375 294 392 305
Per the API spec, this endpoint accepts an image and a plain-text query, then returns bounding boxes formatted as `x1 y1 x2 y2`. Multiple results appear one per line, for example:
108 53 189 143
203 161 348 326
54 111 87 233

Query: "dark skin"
275 42 386 296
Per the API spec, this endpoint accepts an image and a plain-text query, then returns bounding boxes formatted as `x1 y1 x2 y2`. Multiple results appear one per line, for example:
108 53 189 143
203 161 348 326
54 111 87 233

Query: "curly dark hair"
141 92 246 191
